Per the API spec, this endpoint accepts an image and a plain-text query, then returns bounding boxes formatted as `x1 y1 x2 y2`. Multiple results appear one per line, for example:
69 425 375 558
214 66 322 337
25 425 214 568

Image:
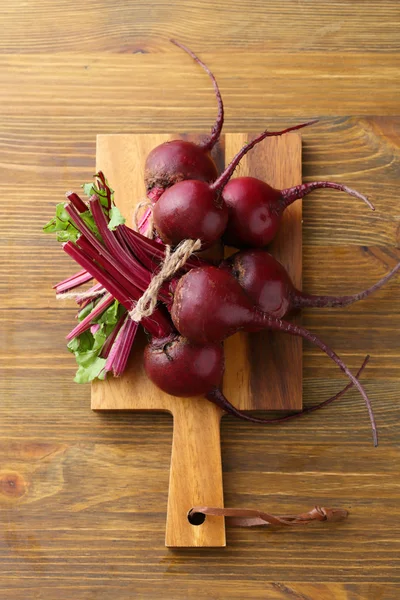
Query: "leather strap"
189 505 348 527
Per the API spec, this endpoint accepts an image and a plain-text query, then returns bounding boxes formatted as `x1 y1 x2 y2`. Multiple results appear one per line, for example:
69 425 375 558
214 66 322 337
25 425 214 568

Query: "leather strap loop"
188 505 348 527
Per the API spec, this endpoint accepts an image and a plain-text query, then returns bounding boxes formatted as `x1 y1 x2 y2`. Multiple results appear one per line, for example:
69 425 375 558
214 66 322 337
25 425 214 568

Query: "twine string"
129 238 201 322
56 288 106 301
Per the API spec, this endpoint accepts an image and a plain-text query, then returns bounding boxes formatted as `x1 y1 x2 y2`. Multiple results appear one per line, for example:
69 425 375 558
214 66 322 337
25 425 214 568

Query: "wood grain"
0 1 398 54
1 0 400 595
0 53 398 122
224 133 302 410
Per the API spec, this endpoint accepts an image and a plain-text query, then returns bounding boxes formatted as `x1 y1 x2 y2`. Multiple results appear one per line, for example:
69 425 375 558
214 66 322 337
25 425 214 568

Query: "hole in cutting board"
187 510 206 526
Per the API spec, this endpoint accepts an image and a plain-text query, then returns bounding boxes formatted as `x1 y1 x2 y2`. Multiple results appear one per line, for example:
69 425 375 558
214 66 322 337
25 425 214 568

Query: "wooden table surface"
1 1 399 598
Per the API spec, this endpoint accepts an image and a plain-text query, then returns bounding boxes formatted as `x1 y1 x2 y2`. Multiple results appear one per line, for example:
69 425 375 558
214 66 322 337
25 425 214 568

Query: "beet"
144 41 223 197
170 266 377 445
223 177 374 248
144 335 224 397
153 122 316 248
152 179 229 248
224 249 400 318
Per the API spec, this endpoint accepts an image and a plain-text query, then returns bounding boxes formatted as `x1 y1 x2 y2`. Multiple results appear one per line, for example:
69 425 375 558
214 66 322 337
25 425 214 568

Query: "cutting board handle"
166 398 226 547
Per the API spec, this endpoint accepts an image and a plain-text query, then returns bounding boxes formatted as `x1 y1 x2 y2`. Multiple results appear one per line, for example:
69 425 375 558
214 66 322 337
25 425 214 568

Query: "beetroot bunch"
45 41 400 447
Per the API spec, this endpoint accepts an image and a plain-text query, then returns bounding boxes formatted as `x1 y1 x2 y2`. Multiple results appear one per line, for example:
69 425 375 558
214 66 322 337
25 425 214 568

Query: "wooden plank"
1 1 399 53
0 54 398 119
1 583 399 600
224 133 302 410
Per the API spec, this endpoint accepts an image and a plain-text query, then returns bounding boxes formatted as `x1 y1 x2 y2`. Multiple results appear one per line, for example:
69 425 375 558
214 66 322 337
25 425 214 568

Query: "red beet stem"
122 224 166 256
67 201 169 302
119 226 161 272
147 187 165 203
65 203 106 254
66 191 88 213
63 242 173 338
66 293 114 340
121 225 207 272
251 311 377 446
90 198 166 298
66 203 173 335
53 269 89 289
137 207 153 237
170 39 224 153
114 226 132 254
294 261 400 309
105 316 138 376
100 312 127 359
54 270 93 293
206 355 369 424
95 171 112 210
280 181 374 211
63 242 132 308
76 236 146 302
211 120 318 193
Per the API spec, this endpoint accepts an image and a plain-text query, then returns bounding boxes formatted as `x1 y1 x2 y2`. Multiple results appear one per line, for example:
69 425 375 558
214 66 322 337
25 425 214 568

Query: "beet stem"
63 242 173 338
119 226 161 272
67 200 170 302
76 235 145 301
255 313 377 446
206 355 369 425
90 198 161 296
95 171 112 210
170 39 224 153
66 293 114 341
53 269 89 289
54 270 93 293
121 225 208 272
294 261 400 309
210 120 318 193
66 191 88 213
100 312 127 359
280 181 374 211
63 242 132 309
105 315 138 376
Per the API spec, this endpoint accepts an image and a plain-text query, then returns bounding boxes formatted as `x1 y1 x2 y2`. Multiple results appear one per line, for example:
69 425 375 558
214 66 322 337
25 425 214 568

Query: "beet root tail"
254 313 377 446
295 261 400 310
280 181 374 211
205 354 369 425
170 39 224 153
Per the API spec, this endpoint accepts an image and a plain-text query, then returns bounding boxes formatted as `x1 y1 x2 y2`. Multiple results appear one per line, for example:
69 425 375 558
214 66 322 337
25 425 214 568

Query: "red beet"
144 41 223 197
224 249 400 318
153 122 316 248
223 177 374 248
153 178 229 248
144 335 224 397
170 266 377 445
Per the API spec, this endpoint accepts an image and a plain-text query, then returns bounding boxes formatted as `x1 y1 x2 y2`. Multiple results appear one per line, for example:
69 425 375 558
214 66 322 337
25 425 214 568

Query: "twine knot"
129 238 202 322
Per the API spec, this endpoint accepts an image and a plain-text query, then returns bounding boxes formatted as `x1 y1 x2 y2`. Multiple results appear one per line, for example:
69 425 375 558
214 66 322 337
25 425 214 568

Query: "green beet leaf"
74 357 107 384
108 206 126 230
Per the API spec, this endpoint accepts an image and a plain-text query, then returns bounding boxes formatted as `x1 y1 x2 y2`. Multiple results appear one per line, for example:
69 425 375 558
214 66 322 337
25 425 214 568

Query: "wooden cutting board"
92 132 302 547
